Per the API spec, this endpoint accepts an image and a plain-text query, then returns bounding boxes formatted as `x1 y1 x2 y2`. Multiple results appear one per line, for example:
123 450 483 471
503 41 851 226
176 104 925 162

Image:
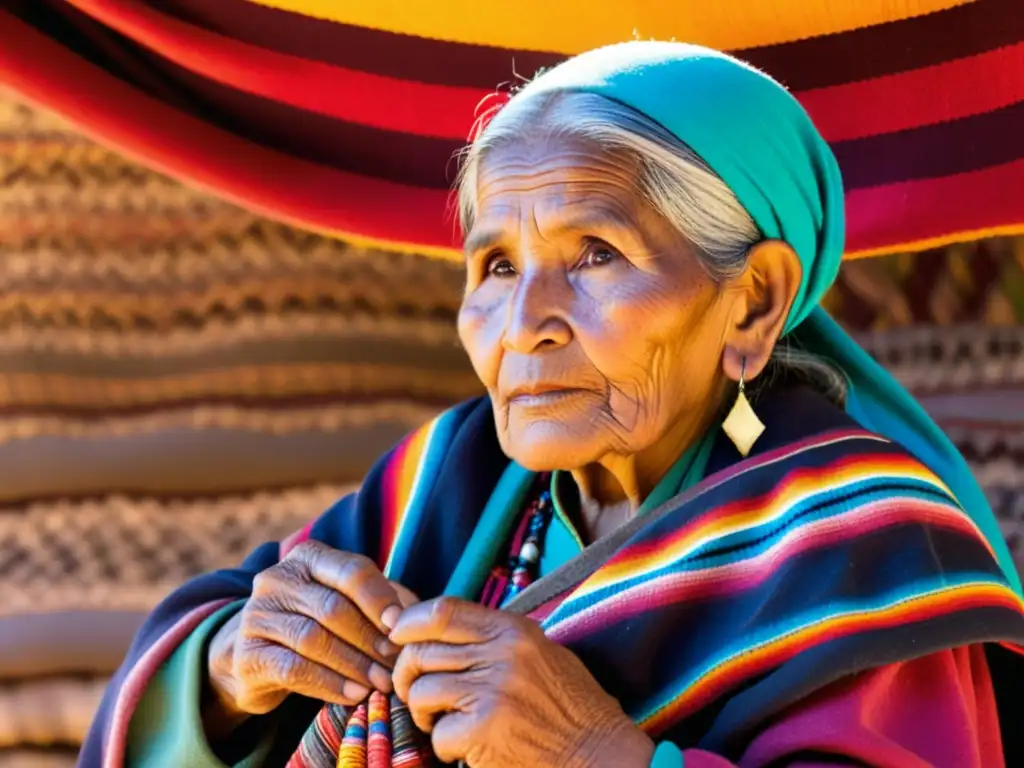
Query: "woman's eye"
579 242 620 269
485 254 516 278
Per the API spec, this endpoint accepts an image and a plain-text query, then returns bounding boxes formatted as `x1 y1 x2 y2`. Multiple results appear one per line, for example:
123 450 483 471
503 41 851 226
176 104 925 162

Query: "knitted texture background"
0 92 1021 764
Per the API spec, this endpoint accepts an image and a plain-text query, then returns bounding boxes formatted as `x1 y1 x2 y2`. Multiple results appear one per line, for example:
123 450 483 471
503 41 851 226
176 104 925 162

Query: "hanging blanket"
0 0 1022 258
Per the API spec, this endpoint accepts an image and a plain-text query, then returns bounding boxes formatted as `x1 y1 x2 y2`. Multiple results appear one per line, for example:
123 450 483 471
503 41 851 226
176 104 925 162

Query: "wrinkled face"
458 137 739 471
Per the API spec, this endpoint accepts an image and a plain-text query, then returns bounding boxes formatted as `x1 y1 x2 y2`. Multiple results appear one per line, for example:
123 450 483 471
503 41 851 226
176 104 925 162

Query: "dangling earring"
722 357 765 457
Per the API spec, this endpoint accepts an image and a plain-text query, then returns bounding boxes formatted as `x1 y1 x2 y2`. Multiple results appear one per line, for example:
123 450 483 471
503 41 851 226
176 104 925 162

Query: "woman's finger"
389 580 421 609
404 671 482 734
284 541 405 631
234 639 370 710
286 582 401 662
390 597 507 646
429 711 476 765
392 641 484 703
242 603 393 692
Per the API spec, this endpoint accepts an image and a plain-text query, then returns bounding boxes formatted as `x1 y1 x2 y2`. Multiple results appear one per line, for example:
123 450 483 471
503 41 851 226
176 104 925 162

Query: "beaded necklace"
479 473 554 609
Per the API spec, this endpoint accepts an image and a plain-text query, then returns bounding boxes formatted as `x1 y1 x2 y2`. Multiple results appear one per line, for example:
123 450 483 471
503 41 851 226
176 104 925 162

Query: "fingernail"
375 635 400 657
380 604 401 630
369 663 393 692
342 680 370 702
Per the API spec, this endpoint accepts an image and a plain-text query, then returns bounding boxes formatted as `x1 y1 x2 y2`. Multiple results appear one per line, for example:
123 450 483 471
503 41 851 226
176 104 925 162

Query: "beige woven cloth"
0 753 77 768
0 678 107 749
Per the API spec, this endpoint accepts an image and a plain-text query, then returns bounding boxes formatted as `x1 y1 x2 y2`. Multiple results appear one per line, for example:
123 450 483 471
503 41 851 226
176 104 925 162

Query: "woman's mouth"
507 387 587 407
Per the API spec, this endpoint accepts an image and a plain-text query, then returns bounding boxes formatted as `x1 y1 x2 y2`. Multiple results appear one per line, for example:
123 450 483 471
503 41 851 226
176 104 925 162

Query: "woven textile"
824 239 1024 330
0 677 107 749
0 486 353 617
1 1 1023 257
0 93 1021 760
0 751 78 768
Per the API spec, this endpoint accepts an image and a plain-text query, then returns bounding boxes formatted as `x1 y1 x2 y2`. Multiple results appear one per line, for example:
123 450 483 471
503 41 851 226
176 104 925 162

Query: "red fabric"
800 41 1024 143
0 11 458 253
843 156 1024 256
2 1 1023 257
685 645 1003 767
62 0 484 139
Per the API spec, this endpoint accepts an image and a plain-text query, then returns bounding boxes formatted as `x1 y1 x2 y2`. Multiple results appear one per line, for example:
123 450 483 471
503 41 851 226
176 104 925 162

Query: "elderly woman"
82 43 1023 768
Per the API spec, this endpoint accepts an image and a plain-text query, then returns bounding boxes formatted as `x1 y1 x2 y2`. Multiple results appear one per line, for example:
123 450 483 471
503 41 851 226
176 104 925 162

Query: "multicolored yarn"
291 695 433 768
390 695 430 768
366 692 391 768
286 704 349 768
337 703 368 768
290 478 555 767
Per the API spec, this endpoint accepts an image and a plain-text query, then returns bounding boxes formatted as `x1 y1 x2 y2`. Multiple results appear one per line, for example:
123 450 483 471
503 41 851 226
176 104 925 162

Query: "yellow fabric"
845 223 1024 261
241 0 976 53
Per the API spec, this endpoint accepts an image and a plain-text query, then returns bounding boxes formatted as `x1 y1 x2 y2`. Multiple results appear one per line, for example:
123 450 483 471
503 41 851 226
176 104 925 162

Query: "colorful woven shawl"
78 391 1024 767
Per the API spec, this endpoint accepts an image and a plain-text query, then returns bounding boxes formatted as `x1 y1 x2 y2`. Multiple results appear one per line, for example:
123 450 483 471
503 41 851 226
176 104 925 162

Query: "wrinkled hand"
390 598 654 768
203 541 418 736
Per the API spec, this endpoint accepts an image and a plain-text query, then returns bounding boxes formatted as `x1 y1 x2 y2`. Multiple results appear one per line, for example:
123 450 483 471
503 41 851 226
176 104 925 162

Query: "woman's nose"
502 271 572 354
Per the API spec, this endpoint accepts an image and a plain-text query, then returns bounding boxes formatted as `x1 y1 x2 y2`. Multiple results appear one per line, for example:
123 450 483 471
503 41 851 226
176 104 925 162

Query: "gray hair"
456 89 847 404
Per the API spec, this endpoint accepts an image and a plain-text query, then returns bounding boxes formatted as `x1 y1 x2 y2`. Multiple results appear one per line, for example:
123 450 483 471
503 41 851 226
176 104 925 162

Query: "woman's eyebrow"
464 207 637 257
464 228 504 257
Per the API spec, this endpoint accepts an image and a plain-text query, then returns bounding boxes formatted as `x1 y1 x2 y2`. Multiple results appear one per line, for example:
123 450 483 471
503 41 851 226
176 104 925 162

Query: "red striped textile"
1 0 1021 259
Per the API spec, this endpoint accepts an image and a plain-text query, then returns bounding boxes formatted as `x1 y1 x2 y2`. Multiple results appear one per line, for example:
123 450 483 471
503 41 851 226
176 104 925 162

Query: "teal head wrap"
523 42 1021 595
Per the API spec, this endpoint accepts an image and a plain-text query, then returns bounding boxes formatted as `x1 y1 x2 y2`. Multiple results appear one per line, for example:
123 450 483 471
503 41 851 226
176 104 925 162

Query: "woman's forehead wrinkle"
557 194 639 231
472 146 646 255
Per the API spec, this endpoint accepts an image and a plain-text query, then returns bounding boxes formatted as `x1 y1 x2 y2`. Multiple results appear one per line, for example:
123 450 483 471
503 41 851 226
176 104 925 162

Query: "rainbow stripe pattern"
84 396 1024 767
378 408 461 577
527 430 1024 737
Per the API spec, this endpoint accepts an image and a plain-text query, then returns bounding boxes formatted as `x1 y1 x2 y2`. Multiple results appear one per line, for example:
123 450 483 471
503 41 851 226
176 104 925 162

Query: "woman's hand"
390 598 654 768
202 540 418 737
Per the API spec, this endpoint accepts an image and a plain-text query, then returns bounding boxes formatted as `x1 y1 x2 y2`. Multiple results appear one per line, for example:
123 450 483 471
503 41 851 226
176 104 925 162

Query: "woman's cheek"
458 293 507 388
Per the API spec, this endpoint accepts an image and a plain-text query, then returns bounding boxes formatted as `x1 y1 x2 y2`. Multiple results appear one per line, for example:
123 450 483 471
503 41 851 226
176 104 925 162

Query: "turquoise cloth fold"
524 41 1021 596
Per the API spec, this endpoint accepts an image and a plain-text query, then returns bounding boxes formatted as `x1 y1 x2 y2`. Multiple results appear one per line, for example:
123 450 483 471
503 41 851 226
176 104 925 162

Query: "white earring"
721 357 765 457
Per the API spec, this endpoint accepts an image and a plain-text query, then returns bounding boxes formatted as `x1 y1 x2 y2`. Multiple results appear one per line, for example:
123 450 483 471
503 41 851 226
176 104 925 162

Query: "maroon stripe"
741 0 1024 92
131 41 461 188
160 0 563 89
159 0 1022 91
72 16 1024 195
833 98 1024 190
16 1 461 187
12 0 200 111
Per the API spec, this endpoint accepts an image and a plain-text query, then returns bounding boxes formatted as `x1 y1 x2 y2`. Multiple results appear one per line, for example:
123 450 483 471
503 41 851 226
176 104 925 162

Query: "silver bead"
519 541 540 564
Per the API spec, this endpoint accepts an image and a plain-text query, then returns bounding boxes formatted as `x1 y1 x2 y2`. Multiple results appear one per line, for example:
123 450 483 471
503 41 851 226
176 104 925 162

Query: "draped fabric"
1 0 1023 259
80 388 1024 768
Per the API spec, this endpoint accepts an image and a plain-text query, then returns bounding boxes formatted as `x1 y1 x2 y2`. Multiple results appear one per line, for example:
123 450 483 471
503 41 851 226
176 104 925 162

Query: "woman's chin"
501 421 604 472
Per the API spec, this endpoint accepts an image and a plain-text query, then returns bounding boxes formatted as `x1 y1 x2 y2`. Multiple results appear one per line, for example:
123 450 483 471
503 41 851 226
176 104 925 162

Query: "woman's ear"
722 240 802 382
